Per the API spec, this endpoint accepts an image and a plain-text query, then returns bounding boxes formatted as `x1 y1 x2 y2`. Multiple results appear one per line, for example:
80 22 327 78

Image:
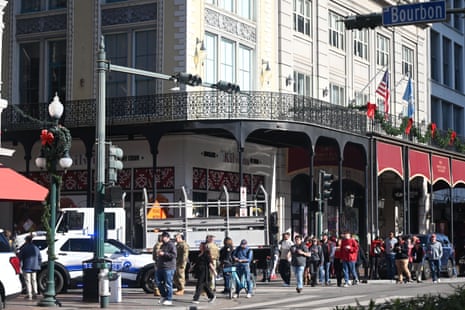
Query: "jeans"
429 259 441 282
342 261 358 284
236 264 253 294
223 266 231 292
386 253 396 280
156 269 175 300
292 265 305 289
323 262 331 284
278 259 291 285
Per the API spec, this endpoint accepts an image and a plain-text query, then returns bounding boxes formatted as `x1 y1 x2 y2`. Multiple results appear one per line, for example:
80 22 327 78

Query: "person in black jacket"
191 242 216 304
219 237 234 294
411 238 425 282
155 231 177 306
394 235 412 283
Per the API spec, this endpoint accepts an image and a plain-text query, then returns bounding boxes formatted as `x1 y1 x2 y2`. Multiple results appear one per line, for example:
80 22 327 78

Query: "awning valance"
432 155 451 185
452 159 465 187
408 149 430 181
0 165 48 201
377 141 403 178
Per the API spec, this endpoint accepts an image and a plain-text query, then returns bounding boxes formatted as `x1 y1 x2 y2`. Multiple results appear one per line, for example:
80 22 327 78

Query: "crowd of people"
151 231 255 306
269 230 449 294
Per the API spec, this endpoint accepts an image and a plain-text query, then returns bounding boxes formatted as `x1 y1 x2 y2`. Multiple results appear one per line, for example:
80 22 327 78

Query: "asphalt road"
5 277 465 309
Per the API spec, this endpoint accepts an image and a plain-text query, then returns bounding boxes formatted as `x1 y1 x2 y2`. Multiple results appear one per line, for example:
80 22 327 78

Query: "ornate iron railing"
2 91 367 135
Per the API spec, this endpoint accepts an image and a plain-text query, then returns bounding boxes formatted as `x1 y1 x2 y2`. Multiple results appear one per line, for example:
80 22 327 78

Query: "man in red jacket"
341 232 359 287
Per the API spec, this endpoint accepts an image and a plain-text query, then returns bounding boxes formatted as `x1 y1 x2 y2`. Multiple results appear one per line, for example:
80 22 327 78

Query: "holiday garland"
351 104 465 153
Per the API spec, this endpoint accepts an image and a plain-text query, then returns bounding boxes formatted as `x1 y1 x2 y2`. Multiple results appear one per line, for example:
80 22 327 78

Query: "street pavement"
5 277 465 310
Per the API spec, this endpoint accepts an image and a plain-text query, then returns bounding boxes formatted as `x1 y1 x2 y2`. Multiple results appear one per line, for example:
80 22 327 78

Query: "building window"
207 0 255 20
48 40 66 100
293 0 311 36
135 31 156 96
329 11 344 50
454 43 463 92
431 31 440 82
19 43 40 104
293 71 312 97
376 34 389 66
21 0 66 13
238 45 252 91
354 91 368 106
105 30 156 97
402 46 414 77
204 32 254 88
329 83 345 106
353 29 368 60
453 0 463 31
443 37 451 87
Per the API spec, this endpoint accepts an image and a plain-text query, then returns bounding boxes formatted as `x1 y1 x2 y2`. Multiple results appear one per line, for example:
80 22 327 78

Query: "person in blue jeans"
290 235 310 293
155 231 177 306
232 239 254 298
384 232 398 280
426 234 443 283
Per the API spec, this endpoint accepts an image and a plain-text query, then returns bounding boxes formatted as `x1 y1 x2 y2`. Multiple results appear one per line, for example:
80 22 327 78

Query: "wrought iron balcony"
2 91 367 135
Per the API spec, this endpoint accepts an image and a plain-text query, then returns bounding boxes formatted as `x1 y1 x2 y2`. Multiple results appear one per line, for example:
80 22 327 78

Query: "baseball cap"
240 239 247 245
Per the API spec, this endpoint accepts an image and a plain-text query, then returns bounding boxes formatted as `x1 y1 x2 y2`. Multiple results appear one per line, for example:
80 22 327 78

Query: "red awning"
0 165 48 201
408 149 430 181
431 155 450 185
452 159 465 187
377 141 403 178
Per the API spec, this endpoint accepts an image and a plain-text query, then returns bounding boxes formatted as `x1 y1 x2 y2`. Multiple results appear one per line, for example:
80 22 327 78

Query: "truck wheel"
141 267 155 294
38 269 64 294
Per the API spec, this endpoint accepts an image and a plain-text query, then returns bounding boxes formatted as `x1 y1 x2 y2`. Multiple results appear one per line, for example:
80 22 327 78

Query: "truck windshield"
56 211 85 233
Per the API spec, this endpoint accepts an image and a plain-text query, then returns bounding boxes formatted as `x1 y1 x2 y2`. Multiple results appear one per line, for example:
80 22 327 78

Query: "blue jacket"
19 243 42 272
232 245 253 265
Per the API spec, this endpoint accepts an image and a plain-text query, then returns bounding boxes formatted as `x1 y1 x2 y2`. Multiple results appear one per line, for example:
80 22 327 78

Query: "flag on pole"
376 70 390 117
403 77 414 119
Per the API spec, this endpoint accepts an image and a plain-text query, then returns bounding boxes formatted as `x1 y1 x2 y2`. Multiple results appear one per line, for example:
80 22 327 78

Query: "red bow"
405 118 413 135
40 129 54 146
431 123 437 137
450 131 457 145
366 102 376 119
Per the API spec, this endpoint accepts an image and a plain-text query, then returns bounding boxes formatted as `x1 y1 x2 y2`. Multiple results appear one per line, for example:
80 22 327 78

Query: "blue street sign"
383 1 446 26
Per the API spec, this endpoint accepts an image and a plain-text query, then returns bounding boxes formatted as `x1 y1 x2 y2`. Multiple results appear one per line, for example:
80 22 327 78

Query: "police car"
30 235 155 294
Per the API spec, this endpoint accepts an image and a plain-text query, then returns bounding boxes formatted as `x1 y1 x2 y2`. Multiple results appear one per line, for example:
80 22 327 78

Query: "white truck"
142 185 273 272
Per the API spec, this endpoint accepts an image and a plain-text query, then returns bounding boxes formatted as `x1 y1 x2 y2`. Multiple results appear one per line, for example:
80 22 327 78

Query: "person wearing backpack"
219 237 234 294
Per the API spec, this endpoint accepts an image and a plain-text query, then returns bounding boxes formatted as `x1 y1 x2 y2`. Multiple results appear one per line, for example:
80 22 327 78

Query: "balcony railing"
2 91 367 135
3 91 464 154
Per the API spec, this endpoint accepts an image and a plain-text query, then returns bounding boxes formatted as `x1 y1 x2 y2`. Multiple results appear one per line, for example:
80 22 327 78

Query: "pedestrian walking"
151 234 163 297
290 235 310 293
411 238 425 283
219 237 234 294
333 236 344 287
173 233 189 295
18 235 41 300
191 242 216 304
206 234 219 292
426 234 443 283
232 239 254 298
307 237 323 287
155 231 177 306
394 235 412 283
278 232 293 286
320 233 334 285
369 236 384 280
385 231 398 280
341 232 359 287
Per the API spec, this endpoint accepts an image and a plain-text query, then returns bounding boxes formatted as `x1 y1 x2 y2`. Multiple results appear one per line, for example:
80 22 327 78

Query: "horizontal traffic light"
213 80 240 93
343 13 383 30
173 72 202 86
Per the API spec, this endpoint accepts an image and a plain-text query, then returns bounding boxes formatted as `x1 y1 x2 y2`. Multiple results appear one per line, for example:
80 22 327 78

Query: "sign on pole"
383 1 446 26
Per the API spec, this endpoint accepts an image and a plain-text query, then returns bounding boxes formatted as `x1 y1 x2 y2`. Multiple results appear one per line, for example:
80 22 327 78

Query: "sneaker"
192 300 200 304
208 295 216 303
282 283 290 287
437 279 441 283
25 296 32 300
433 280 438 284
158 297 166 304
343 283 349 287
246 293 252 298
296 288 302 293
162 300 173 306
353 279 359 285
232 293 238 299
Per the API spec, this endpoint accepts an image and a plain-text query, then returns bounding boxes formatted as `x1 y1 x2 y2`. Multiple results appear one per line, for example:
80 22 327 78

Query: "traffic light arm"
342 13 383 30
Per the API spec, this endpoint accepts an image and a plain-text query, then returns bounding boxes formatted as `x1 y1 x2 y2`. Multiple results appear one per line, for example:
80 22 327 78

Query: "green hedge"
334 285 465 310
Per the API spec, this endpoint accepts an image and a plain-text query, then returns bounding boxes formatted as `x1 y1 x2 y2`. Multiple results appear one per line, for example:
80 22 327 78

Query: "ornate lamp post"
35 94 72 307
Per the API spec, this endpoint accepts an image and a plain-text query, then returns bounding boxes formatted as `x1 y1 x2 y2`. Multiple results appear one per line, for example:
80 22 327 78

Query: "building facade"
1 0 464 251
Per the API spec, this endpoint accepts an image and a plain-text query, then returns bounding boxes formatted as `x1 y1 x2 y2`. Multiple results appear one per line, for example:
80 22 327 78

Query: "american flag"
376 70 390 116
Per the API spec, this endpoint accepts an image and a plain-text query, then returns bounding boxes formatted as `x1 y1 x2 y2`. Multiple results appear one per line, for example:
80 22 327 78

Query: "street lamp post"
35 94 72 307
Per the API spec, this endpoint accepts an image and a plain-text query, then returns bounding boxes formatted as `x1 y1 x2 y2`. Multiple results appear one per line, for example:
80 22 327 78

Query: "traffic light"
320 171 334 200
174 72 202 86
343 13 383 30
214 80 240 93
108 144 123 184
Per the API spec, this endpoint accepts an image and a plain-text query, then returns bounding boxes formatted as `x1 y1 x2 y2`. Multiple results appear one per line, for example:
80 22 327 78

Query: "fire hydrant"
98 268 110 308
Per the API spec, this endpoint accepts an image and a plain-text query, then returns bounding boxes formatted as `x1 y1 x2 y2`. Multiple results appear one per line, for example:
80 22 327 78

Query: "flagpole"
350 66 387 104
